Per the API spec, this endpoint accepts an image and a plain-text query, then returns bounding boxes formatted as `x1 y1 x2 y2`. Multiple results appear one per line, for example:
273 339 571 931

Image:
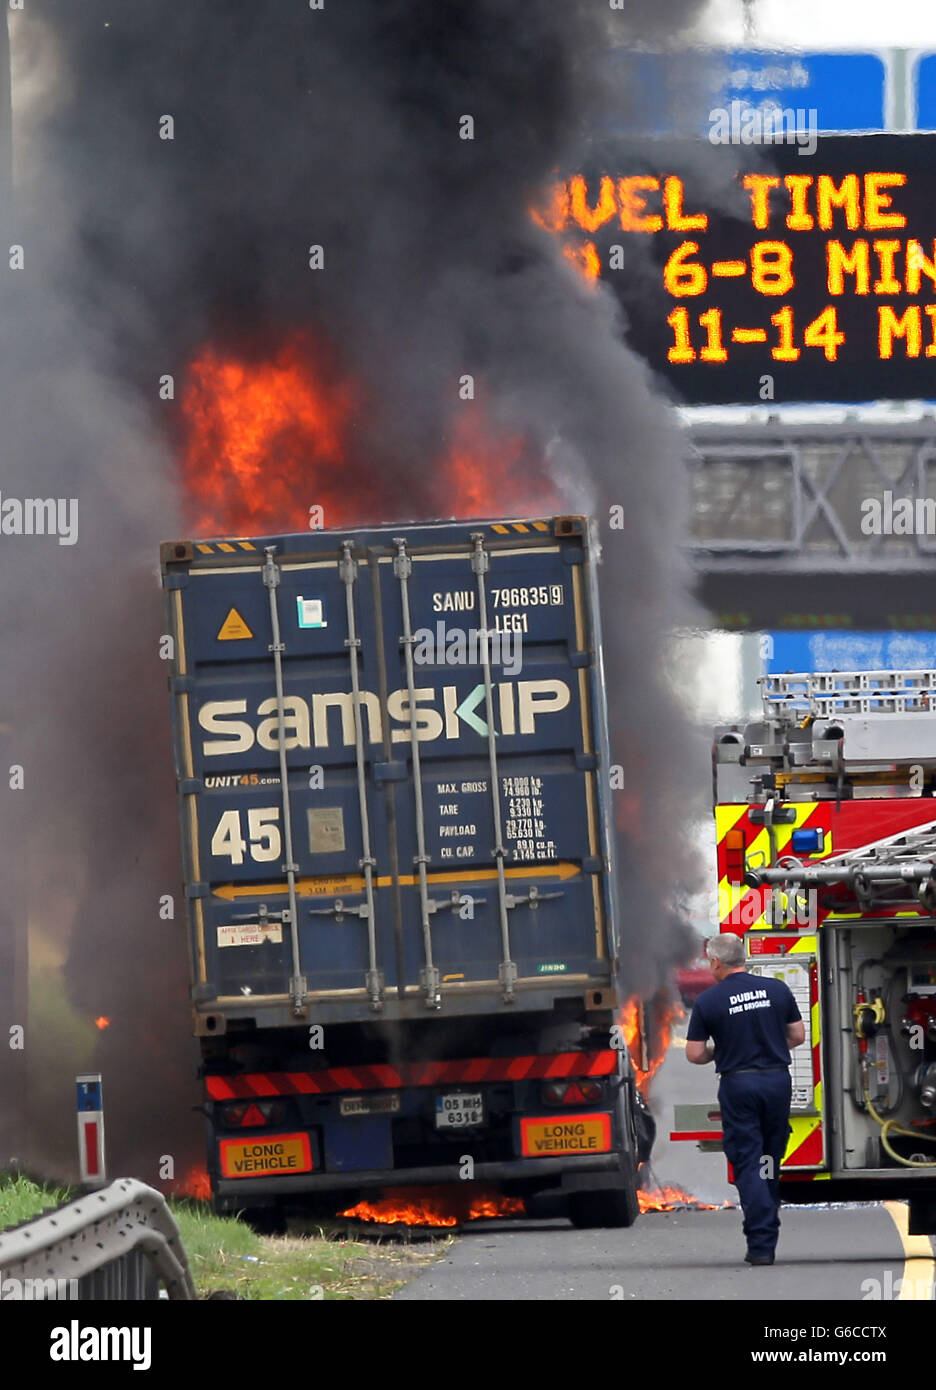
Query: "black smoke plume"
0 0 710 1179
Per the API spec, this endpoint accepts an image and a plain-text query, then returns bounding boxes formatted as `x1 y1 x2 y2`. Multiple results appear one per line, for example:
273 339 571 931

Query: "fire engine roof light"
791 829 824 854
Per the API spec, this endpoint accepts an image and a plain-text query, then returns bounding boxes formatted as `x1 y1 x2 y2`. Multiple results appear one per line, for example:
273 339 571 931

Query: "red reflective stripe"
670 1130 724 1142
460 1058 490 1083
83 1120 99 1177
412 1061 446 1085
242 1075 281 1097
206 1052 620 1099
506 1056 535 1080
544 1053 577 1078
329 1067 364 1091
355 1066 389 1091
285 1073 322 1094
368 1063 404 1088
586 1051 617 1076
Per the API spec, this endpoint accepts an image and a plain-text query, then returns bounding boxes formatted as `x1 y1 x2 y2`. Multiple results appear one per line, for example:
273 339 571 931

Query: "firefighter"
685 932 805 1266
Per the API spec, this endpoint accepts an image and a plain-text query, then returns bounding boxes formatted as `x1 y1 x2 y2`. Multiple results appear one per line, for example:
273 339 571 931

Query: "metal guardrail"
0 1178 196 1300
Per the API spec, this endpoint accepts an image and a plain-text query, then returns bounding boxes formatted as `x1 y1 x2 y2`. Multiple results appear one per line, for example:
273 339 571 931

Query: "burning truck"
161 513 655 1229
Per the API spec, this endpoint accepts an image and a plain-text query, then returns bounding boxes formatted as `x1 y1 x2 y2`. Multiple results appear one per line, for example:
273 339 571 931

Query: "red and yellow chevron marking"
783 936 824 1171
716 803 827 933
743 932 825 1172
717 800 936 932
205 1050 618 1100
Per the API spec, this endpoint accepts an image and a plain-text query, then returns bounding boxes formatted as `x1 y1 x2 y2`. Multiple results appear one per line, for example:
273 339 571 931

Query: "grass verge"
0 1176 446 1300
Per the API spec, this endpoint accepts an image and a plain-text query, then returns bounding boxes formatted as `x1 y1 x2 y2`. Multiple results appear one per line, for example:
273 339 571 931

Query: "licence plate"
219 1132 313 1178
520 1113 611 1157
339 1093 401 1117
435 1091 484 1129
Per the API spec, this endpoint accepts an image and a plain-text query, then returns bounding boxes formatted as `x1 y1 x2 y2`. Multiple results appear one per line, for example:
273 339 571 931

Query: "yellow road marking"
884 1201 936 1300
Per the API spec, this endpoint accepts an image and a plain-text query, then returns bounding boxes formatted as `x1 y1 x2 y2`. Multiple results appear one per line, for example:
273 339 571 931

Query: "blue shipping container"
161 516 620 1029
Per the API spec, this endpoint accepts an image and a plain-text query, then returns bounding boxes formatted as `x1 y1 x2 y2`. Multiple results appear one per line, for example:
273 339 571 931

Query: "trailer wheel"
568 1157 640 1229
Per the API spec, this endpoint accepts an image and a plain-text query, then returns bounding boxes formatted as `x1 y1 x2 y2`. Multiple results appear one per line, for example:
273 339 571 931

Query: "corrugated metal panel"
162 517 616 1023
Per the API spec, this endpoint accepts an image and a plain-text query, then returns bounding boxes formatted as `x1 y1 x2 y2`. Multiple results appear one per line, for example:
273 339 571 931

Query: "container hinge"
262 545 305 1016
420 965 442 1009
307 898 372 922
471 531 517 1004
341 539 382 1011
394 536 441 1008
504 886 563 910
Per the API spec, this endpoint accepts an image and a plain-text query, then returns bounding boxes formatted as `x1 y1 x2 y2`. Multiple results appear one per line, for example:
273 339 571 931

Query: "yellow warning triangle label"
217 607 254 641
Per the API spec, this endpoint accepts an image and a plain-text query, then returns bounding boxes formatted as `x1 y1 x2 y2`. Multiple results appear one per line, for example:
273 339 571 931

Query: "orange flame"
94 1016 110 1030
638 1185 730 1213
178 333 561 537
175 1164 212 1201
620 992 678 1097
339 1184 525 1228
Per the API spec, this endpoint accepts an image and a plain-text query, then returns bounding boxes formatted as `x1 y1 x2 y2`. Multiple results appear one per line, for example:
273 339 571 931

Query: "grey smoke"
0 0 712 1179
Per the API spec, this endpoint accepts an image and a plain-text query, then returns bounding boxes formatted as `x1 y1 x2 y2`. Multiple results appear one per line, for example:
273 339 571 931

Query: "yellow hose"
865 1090 936 1168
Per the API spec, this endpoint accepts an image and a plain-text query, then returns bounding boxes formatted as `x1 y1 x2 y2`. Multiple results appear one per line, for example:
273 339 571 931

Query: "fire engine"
674 668 936 1234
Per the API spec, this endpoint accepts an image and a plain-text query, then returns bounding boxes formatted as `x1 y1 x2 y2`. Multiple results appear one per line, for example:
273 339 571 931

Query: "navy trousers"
718 1070 792 1258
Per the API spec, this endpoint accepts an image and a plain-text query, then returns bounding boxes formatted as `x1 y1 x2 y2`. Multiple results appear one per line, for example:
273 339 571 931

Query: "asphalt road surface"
395 1018 936 1302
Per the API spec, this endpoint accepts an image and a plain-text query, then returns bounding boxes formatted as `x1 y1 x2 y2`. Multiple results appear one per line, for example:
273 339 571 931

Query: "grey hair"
706 933 745 968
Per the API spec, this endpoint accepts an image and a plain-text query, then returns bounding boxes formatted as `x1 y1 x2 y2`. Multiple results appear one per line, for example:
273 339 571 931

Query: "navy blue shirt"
687 971 801 1074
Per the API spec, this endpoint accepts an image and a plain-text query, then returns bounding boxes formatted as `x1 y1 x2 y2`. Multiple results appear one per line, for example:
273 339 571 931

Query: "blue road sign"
603 49 886 138
766 631 936 674
76 1075 103 1112
914 54 936 130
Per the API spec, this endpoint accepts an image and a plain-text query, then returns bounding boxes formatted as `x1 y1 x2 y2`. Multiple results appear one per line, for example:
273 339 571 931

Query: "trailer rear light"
541 1079 604 1106
724 828 746 884
220 1100 287 1128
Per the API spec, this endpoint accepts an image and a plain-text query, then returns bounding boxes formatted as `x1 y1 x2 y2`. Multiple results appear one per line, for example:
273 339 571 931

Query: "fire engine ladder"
747 818 936 910
761 669 936 721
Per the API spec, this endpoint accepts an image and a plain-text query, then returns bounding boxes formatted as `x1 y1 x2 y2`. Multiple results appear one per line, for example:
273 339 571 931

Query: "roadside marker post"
76 1073 106 1186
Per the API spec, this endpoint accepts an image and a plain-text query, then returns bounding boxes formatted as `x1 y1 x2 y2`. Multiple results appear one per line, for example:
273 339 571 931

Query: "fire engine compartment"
825 922 936 1174
714 669 936 1208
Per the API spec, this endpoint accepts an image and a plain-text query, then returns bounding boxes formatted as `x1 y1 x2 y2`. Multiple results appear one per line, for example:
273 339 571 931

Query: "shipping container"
161 517 649 1226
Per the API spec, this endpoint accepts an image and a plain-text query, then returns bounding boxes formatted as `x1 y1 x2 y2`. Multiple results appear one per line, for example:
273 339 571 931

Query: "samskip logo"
198 679 571 755
49 1320 151 1370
